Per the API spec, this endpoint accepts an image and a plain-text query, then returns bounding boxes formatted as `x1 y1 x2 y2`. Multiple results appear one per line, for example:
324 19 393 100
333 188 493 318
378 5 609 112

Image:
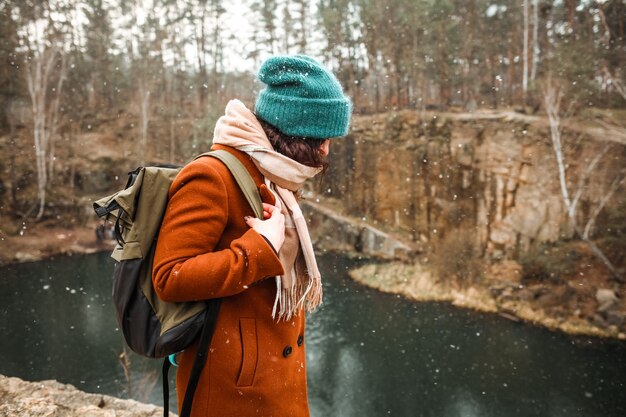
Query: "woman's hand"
245 203 285 252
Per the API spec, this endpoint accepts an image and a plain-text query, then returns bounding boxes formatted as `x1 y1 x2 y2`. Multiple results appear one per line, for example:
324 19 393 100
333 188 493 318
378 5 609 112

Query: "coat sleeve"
152 158 285 303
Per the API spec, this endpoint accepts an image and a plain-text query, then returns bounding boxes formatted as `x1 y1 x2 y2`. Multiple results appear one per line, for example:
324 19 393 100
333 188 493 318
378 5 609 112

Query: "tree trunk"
47 53 68 182
169 118 176 162
138 82 150 165
211 0 223 101
565 0 576 31
26 43 61 221
437 22 450 107
523 0 529 102
7 108 18 209
507 46 516 105
195 6 208 112
531 0 540 81
298 0 307 53
69 124 78 200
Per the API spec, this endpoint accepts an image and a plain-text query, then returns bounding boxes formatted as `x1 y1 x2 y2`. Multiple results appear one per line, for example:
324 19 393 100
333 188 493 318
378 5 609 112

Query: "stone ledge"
0 374 173 417
302 199 420 261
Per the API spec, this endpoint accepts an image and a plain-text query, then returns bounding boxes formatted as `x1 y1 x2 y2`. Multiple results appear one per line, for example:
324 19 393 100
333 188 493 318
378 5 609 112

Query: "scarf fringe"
304 275 323 312
273 273 323 321
272 276 281 319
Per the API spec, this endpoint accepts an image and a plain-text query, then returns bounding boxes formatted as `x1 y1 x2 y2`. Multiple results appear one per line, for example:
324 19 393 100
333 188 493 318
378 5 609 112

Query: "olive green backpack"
93 150 263 417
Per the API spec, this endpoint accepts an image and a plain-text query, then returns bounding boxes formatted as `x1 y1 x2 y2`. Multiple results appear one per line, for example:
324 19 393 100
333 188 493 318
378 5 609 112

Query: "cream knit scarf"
213 99 323 321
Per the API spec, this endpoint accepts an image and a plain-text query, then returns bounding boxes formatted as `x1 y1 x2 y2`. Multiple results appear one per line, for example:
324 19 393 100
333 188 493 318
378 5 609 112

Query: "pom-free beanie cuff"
255 91 352 138
255 55 352 139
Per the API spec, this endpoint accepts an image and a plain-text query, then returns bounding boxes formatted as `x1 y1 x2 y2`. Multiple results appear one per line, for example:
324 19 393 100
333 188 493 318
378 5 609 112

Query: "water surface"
1 252 625 416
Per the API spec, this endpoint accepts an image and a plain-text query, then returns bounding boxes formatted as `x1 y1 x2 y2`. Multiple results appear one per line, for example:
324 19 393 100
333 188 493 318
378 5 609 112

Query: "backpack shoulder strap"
163 298 222 417
196 150 264 220
177 298 221 417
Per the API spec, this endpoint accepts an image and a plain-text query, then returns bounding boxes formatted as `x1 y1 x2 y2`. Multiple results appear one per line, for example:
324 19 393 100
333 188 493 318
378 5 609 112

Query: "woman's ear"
319 139 330 156
259 184 276 205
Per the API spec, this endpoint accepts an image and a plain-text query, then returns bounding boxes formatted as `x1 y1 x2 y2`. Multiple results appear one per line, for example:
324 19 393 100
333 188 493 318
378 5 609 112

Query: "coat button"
297 335 304 347
283 346 293 358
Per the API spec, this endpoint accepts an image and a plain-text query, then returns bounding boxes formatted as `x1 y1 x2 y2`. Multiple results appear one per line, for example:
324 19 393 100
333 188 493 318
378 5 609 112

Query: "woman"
152 55 352 417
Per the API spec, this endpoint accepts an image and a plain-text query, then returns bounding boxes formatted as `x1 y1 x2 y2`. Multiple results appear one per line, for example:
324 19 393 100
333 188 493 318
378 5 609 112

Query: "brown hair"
257 117 329 172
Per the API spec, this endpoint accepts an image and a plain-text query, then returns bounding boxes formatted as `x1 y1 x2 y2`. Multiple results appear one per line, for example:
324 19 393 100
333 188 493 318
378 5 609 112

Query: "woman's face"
319 139 331 157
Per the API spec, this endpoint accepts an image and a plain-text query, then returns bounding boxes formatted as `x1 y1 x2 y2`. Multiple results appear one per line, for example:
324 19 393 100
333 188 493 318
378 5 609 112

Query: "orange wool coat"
153 144 310 417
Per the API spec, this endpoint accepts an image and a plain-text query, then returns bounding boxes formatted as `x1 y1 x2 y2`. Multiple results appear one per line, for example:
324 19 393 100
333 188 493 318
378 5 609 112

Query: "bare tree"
294 0 308 53
25 40 68 220
47 52 68 180
210 0 224 100
522 0 529 101
598 6 626 103
530 0 540 82
193 1 209 111
137 80 150 165
543 80 624 281
603 67 626 102
282 1 293 54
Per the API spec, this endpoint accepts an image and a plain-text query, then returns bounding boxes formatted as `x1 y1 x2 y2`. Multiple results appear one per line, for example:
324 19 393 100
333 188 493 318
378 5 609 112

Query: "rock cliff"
318 110 625 259
305 109 625 338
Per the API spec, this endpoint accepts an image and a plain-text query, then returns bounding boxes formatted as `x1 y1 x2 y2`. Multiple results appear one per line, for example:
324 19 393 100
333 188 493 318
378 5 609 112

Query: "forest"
1 2 626 414
0 0 625 221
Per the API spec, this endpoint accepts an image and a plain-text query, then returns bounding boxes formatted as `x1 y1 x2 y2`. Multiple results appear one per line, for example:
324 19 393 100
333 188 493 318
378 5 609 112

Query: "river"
1 252 625 417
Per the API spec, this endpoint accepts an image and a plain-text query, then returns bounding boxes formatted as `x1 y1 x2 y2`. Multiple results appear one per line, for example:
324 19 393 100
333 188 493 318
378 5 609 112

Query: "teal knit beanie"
255 55 352 139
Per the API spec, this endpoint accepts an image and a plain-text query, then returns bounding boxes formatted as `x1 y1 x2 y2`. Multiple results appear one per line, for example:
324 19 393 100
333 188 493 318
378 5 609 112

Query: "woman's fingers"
259 203 277 219
244 204 285 251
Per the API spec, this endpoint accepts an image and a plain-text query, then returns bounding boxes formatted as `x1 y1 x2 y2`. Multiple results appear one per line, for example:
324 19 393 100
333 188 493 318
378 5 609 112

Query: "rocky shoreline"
349 261 626 341
0 374 171 417
0 219 114 267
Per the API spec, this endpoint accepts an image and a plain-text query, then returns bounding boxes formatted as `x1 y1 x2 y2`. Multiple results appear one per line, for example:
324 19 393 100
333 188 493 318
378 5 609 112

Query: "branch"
602 67 626 102
597 6 612 47
581 235 624 283
47 52 69 139
595 119 626 144
571 143 611 213
583 175 626 240
598 3 626 102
